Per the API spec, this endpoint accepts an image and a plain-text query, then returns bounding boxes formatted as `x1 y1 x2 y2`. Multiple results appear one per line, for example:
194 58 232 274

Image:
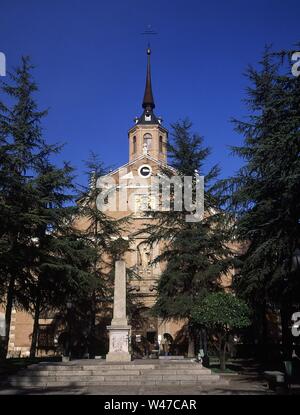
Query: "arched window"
143 133 152 149
159 136 163 153
133 136 136 153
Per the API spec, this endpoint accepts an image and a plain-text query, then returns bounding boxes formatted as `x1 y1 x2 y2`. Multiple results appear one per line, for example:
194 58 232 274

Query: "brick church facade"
0 47 234 358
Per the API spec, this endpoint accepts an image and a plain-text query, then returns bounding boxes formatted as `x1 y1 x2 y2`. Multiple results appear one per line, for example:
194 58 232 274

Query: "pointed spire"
142 46 155 110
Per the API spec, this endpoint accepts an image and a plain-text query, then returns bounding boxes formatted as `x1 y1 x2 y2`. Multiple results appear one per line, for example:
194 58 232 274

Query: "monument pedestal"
106 260 131 362
106 325 131 362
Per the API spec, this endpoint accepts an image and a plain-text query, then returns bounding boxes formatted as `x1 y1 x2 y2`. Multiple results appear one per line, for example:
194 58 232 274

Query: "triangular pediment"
105 154 176 178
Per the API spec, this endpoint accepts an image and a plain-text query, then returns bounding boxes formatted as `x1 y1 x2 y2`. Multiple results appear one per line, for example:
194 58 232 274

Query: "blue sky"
0 0 299 186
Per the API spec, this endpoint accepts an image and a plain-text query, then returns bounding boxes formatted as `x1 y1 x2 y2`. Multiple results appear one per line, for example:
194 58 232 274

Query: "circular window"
138 164 152 178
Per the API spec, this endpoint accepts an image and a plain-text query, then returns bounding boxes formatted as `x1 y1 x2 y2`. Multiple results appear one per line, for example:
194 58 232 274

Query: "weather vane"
141 24 158 48
141 24 158 36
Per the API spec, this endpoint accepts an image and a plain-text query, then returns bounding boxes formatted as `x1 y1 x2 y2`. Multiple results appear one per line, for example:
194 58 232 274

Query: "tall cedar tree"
144 120 233 355
0 57 97 358
0 57 49 357
28 157 99 358
221 47 300 360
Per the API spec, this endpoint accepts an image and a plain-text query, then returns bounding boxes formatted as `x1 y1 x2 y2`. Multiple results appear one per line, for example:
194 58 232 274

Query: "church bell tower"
128 47 168 162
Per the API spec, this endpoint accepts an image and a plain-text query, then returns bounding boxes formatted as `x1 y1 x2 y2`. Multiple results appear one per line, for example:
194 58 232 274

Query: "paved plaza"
1 358 299 395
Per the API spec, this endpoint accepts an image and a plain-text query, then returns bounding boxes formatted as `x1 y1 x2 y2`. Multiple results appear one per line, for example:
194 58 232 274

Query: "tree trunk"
203 327 208 356
198 327 208 355
255 300 268 365
30 285 41 358
220 346 226 372
219 334 227 371
88 221 98 359
261 301 268 365
2 275 15 359
187 333 195 357
88 290 96 358
280 304 292 361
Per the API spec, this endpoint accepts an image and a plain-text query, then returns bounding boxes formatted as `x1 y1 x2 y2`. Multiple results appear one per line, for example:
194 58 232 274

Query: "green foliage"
221 47 300 308
192 292 250 370
0 57 52 357
148 120 233 321
216 45 300 360
0 58 116 357
78 152 128 291
75 153 131 356
191 292 251 329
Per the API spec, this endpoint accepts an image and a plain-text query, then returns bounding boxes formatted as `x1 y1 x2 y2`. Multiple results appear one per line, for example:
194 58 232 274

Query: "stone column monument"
106 260 131 362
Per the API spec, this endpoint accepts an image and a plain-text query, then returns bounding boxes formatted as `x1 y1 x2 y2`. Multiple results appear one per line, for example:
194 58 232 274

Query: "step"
7 366 218 376
12 372 217 381
5 379 227 388
19 369 143 377
3 360 224 389
141 374 219 381
22 368 210 375
27 364 156 371
6 378 224 387
6 373 221 386
139 368 212 375
26 365 202 373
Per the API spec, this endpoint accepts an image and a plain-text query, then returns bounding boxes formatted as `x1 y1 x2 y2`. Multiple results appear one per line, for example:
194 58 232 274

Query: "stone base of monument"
106 325 131 362
106 352 131 362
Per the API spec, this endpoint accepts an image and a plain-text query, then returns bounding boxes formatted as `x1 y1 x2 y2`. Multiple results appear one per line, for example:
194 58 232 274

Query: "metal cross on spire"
141 24 158 48
141 24 158 36
138 25 159 119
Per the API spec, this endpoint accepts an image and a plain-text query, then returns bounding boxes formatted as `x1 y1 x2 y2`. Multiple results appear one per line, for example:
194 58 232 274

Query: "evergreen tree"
0 57 99 358
0 57 48 357
144 120 233 356
37 231 101 358
27 157 84 357
77 153 128 357
222 47 300 361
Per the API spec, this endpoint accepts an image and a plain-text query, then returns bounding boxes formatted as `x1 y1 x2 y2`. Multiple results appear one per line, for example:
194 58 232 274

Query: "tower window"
133 136 136 153
159 136 163 153
143 133 152 150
